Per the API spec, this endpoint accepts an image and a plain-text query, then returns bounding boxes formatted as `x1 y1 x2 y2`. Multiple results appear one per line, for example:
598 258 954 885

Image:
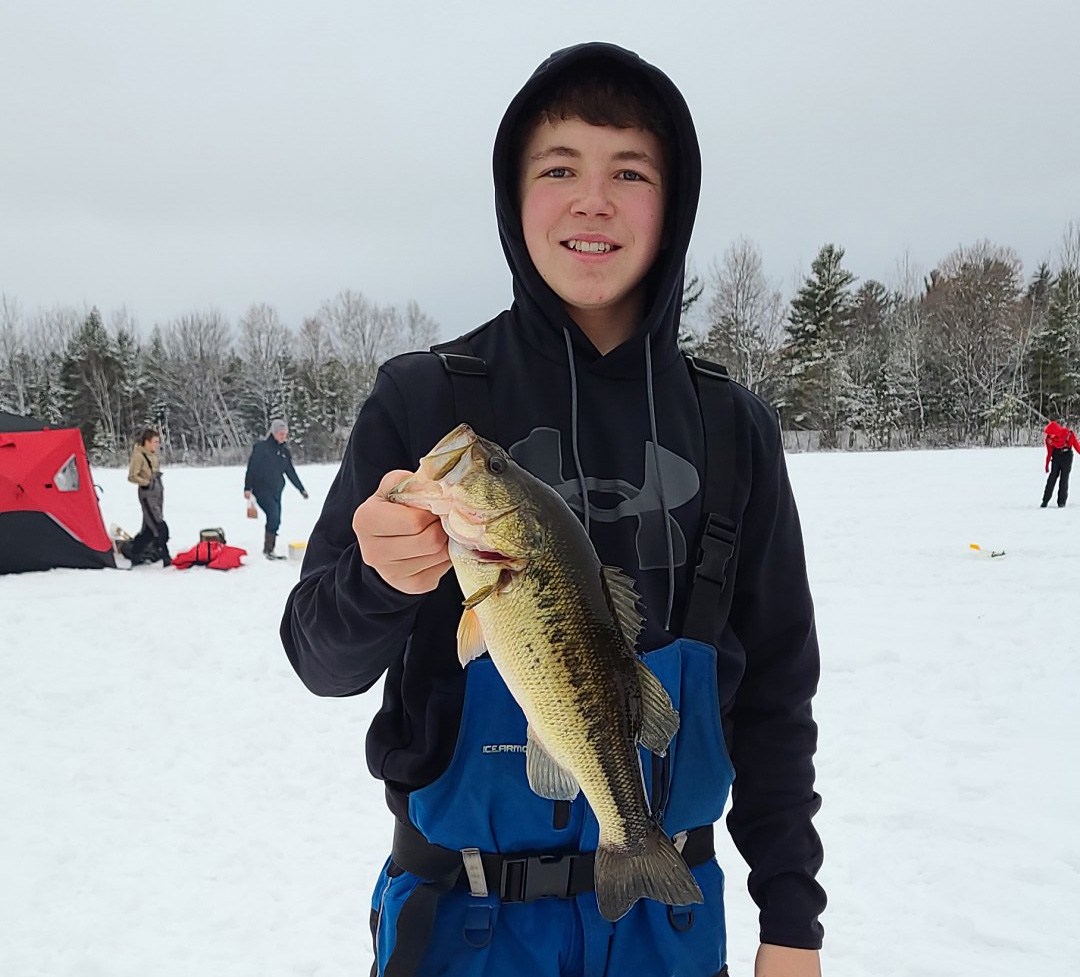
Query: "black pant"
1043 448 1073 506
126 518 170 564
255 492 282 533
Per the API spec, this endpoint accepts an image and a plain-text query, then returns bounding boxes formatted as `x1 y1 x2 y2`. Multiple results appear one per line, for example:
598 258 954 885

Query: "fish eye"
488 456 507 475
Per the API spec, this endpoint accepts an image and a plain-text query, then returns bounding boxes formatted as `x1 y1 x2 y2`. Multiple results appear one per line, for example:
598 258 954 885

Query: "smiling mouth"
563 239 617 254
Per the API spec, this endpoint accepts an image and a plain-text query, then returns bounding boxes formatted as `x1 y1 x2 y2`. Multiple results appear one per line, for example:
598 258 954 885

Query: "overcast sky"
2 0 1078 339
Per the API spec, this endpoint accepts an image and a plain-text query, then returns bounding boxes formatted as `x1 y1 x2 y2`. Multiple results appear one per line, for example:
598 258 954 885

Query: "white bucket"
288 541 308 562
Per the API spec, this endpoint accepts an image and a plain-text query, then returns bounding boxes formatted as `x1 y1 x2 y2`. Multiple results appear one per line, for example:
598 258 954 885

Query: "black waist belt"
381 820 715 977
390 817 715 903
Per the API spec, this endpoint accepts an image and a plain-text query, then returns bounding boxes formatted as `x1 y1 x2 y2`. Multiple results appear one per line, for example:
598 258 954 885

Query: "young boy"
125 427 171 566
282 42 825 977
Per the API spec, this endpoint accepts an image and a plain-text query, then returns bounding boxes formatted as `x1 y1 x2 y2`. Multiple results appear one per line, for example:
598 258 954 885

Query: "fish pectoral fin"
526 727 580 801
635 660 679 756
456 608 487 666
462 583 497 610
600 565 644 652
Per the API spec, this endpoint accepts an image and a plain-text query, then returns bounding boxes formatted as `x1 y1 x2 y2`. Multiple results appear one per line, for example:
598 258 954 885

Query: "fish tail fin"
593 824 704 922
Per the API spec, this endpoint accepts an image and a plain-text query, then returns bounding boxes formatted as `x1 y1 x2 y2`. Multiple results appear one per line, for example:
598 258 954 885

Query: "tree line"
2 225 1078 463
683 224 1080 449
0 291 438 464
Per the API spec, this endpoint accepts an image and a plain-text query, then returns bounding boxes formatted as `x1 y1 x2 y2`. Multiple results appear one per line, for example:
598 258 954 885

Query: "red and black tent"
0 411 116 573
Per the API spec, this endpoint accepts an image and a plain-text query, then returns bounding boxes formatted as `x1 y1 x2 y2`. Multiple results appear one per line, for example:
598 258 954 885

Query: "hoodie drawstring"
644 340 676 632
564 329 590 535
563 328 676 633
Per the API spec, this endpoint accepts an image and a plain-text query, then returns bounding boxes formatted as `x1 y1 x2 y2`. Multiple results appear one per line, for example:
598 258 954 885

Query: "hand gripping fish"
388 423 703 921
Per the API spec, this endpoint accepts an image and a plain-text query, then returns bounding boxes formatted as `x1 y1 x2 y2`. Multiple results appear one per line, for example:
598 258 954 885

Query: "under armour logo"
510 428 698 571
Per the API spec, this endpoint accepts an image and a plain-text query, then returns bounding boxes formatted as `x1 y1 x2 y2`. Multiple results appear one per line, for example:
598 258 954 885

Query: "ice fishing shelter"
0 411 116 573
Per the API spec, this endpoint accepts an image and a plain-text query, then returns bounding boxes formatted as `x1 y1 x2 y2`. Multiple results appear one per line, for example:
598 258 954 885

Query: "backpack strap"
430 338 496 440
682 355 740 644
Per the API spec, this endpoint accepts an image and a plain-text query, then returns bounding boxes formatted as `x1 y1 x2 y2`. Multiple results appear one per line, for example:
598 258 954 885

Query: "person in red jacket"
1042 420 1080 507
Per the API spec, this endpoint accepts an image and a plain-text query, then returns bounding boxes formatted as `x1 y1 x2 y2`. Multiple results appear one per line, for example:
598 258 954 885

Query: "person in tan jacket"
125 428 170 566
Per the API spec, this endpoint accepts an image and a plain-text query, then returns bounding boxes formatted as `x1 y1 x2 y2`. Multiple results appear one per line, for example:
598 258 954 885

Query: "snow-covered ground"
2 446 1077 976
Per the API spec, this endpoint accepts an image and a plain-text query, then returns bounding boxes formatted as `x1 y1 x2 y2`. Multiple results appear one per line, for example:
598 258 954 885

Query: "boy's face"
518 117 665 335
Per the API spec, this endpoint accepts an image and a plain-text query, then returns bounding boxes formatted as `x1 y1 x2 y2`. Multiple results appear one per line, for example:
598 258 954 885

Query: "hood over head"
493 42 701 378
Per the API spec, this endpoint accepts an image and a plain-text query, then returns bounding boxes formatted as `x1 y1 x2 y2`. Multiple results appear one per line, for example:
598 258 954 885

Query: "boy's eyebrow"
527 146 661 168
612 149 660 167
528 145 581 162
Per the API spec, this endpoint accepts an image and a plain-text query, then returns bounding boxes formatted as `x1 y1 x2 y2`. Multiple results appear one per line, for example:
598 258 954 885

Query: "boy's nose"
570 177 614 217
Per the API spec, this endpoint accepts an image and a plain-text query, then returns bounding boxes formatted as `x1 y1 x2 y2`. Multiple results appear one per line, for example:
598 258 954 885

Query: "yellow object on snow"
969 543 1006 558
288 540 308 562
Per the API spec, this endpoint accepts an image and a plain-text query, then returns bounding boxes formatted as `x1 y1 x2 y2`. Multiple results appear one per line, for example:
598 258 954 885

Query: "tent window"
54 454 80 492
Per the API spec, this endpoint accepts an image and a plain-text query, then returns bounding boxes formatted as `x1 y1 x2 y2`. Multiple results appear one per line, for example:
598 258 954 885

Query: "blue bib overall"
370 637 735 977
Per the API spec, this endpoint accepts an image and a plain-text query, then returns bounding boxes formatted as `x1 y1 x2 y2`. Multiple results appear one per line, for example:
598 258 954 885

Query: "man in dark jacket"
281 43 825 977
244 419 308 559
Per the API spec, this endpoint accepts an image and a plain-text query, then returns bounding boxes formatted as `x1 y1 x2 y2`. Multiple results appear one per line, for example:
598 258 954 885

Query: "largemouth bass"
387 423 703 921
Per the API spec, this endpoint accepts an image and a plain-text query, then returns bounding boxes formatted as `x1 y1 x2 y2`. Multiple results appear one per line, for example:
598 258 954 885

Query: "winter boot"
264 530 286 560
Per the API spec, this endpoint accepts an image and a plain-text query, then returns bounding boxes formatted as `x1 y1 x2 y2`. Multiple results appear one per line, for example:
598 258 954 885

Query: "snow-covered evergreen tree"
1022 264 1064 421
61 307 127 458
845 281 904 447
780 244 857 447
1029 268 1080 420
0 295 30 415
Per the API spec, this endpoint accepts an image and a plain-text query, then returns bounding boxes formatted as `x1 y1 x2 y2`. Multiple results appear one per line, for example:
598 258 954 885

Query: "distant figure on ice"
125 428 171 566
244 419 308 559
1041 420 1080 508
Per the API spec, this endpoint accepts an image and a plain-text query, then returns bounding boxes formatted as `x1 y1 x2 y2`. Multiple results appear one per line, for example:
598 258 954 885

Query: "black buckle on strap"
695 512 737 587
500 853 575 902
437 352 487 376
686 355 730 381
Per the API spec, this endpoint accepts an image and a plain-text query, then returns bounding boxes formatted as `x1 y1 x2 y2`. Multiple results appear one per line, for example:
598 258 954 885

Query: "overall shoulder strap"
430 338 496 440
682 354 739 644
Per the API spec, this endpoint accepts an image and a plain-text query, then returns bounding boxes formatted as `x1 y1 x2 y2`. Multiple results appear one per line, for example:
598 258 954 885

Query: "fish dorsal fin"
600 565 644 651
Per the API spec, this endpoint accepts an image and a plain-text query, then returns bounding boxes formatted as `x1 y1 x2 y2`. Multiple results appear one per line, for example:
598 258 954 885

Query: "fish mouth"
426 443 472 482
445 504 527 559
386 426 476 507
424 425 476 481
473 548 513 562
385 472 444 509
449 537 529 570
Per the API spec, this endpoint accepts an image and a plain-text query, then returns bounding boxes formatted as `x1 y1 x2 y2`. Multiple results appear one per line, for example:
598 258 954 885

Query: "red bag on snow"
172 540 248 571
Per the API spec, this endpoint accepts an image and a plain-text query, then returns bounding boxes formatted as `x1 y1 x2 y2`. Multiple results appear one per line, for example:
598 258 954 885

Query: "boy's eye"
543 167 570 179
617 170 645 182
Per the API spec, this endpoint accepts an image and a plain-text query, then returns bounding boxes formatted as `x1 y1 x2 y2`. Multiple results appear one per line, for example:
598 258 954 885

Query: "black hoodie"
281 42 825 949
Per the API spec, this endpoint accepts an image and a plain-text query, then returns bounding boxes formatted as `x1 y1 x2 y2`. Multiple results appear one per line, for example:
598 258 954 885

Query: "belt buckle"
500 853 573 902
